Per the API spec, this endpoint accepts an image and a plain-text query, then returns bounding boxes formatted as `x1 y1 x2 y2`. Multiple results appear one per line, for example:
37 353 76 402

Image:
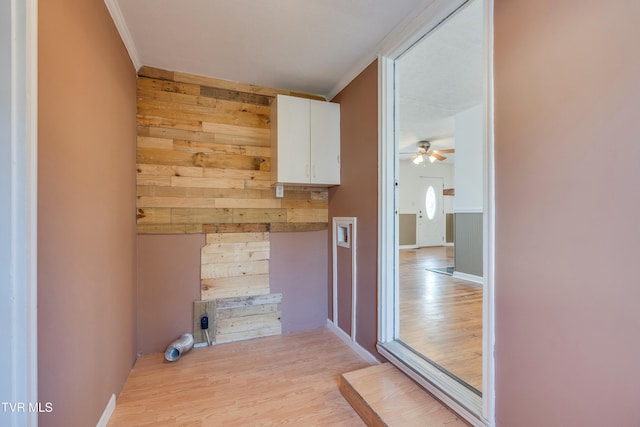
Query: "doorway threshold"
377 340 485 426
340 363 469 426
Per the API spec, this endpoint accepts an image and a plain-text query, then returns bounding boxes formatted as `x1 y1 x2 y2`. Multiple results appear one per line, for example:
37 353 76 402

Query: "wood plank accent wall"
201 232 271 300
136 66 329 234
198 232 282 344
215 293 283 344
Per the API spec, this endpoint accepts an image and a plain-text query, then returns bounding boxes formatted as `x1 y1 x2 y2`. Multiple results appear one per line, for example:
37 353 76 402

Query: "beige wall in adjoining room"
494 0 640 424
38 0 137 425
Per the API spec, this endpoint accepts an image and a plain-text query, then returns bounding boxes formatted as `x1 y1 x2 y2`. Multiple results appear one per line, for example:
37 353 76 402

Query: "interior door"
417 177 444 247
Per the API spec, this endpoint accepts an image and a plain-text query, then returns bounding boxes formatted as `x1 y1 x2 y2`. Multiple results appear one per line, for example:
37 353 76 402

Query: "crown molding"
104 0 142 71
326 0 467 100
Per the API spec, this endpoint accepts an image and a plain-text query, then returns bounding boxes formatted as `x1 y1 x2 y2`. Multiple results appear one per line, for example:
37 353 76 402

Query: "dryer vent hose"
164 333 194 362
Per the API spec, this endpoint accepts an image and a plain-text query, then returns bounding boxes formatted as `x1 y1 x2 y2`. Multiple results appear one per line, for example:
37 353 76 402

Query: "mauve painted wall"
330 60 380 358
336 246 353 335
494 0 640 424
38 0 137 425
270 231 329 333
136 231 328 350
137 234 204 354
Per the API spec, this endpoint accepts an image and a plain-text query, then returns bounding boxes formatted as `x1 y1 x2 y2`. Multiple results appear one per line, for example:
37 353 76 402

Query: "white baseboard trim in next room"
326 319 379 365
452 271 483 285
96 393 116 427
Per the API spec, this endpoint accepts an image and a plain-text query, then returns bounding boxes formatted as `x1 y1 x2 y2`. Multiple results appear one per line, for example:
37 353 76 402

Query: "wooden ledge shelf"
202 222 328 233
339 363 469 427
136 222 328 234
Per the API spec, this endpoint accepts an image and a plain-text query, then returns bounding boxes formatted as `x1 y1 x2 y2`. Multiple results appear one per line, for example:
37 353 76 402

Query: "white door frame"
1 0 38 425
332 217 357 341
376 0 495 425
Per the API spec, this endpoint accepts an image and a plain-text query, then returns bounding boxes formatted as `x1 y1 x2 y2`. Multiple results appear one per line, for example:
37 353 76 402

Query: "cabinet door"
276 95 310 183
309 100 340 185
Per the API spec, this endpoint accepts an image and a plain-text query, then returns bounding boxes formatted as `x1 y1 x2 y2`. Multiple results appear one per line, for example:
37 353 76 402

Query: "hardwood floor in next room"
399 246 483 392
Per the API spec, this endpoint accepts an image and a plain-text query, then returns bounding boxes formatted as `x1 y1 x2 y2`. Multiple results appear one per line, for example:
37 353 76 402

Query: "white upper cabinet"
309 99 340 185
271 94 340 186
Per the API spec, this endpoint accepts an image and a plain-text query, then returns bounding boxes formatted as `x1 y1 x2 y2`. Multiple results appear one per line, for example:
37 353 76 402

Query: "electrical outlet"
275 184 284 198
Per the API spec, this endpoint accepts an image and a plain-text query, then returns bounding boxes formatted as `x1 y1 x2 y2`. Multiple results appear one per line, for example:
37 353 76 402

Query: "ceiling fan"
410 140 455 164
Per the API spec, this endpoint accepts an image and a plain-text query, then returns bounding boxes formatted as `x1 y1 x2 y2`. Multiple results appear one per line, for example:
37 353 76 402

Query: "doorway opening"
377 0 494 424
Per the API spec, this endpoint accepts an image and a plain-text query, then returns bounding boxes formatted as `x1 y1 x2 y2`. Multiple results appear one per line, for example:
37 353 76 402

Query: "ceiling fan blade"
429 152 446 161
434 149 455 154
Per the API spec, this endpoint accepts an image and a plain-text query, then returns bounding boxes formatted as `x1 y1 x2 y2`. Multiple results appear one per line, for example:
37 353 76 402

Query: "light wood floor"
340 364 470 426
108 328 371 426
399 246 483 392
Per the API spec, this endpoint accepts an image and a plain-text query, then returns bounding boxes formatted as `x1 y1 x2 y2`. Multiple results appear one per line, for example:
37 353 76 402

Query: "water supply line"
164 333 194 362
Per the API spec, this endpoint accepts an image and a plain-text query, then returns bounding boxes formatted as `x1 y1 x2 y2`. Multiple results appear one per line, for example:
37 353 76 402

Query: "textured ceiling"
398 0 484 159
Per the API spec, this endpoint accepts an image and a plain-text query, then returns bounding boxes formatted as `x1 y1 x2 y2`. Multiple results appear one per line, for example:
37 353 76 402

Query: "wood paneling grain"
269 222 328 232
201 275 270 301
199 228 282 344
215 303 278 320
216 311 281 335
137 65 325 100
171 208 233 224
201 259 269 279
202 223 270 234
205 232 269 243
136 68 330 234
200 232 272 299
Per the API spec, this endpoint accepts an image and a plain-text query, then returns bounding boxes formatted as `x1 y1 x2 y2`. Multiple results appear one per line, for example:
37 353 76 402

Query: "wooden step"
339 363 469 427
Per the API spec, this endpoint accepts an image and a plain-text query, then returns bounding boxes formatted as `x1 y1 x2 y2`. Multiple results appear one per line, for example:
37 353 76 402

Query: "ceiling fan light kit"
409 140 453 165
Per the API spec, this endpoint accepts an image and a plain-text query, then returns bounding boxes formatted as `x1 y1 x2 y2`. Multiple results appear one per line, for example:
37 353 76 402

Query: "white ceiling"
398 0 484 160
111 0 483 163
114 0 432 97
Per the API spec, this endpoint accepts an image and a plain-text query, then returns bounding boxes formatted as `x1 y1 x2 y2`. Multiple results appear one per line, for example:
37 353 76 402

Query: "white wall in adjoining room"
399 159 454 214
453 104 484 212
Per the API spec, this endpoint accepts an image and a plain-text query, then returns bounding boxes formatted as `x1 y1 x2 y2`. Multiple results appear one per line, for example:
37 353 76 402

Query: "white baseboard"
96 393 116 427
399 244 418 250
326 319 379 364
452 271 483 285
